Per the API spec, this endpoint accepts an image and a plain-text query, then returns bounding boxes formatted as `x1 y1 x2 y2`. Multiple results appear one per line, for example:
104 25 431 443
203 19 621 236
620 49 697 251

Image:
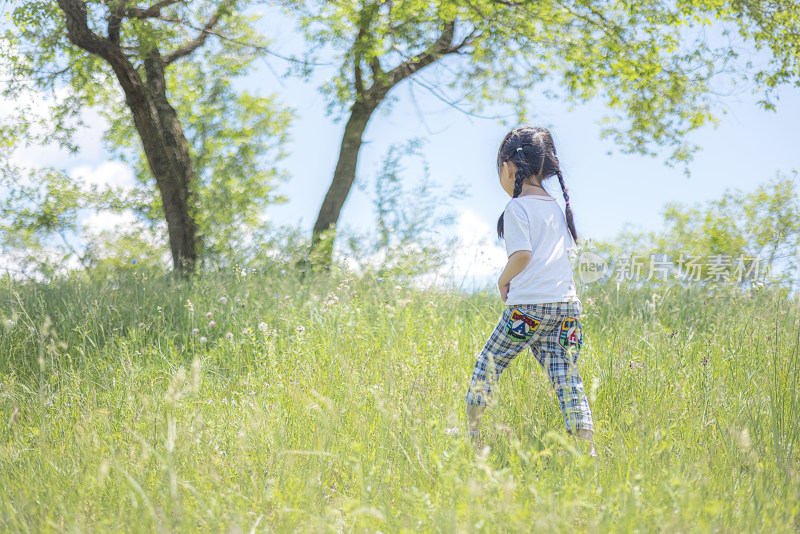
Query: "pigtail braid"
512 169 524 198
556 169 578 244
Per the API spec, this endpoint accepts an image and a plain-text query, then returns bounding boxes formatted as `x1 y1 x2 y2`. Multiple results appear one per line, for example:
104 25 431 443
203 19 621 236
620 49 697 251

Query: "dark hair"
496 126 578 244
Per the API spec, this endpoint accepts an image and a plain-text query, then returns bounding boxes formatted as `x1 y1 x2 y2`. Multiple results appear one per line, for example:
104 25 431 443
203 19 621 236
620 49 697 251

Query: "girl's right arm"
498 250 531 302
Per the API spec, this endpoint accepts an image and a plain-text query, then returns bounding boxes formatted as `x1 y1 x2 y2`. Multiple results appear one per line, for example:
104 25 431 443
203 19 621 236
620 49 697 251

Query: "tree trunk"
311 100 376 265
57 0 198 274
112 61 198 273
308 22 460 269
140 56 198 273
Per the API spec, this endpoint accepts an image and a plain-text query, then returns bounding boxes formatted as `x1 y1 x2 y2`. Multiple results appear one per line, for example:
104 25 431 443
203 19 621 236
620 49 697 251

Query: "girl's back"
501 195 579 306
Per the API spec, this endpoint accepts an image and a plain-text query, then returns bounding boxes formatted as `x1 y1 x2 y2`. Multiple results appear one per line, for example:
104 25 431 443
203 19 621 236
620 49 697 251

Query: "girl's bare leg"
575 428 597 457
467 404 485 435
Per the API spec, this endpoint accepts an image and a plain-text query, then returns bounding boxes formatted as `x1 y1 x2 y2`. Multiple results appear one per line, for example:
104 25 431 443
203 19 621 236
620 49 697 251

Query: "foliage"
285 0 798 164
0 151 143 278
0 268 798 530
729 0 800 108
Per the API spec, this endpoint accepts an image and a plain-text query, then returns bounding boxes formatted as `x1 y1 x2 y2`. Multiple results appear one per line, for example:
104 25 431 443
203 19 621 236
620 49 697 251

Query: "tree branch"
57 0 113 58
369 56 382 79
162 0 233 64
383 21 463 89
354 24 367 96
124 0 185 19
108 2 124 43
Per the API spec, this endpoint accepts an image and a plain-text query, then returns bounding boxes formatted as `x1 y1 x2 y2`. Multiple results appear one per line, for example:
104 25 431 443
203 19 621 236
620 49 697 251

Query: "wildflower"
199 336 207 343
284 296 291 301
322 294 339 308
219 296 228 305
395 285 402 291
235 297 242 305
280 269 287 275
208 321 216 327
241 269 247 277
192 328 199 336
226 332 234 340
296 325 306 334
378 277 383 283
186 299 194 312
131 259 137 264
206 312 212 319
258 322 269 332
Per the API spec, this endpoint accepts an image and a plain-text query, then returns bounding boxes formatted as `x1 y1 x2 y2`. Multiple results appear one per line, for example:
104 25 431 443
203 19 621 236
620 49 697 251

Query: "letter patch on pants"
506 308 542 342
558 317 583 351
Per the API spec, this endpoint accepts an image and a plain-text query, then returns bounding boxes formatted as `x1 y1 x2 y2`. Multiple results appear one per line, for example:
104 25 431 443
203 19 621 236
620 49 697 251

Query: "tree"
2 0 282 274
103 52 293 267
284 0 800 267
654 173 800 287
0 54 292 278
585 173 800 290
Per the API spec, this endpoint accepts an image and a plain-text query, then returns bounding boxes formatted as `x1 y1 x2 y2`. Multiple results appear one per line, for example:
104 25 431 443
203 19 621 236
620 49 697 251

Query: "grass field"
1 266 798 532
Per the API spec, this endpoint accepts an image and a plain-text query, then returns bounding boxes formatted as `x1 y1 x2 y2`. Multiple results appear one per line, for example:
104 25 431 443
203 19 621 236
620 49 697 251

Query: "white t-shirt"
502 195 580 306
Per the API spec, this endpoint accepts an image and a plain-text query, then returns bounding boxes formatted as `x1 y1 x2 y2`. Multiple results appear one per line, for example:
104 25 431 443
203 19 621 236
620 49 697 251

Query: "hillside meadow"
1 266 798 532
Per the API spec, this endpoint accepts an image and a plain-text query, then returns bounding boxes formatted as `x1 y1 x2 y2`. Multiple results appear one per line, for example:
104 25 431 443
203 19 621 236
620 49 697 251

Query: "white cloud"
82 209 139 233
0 247 83 281
71 161 135 189
450 208 507 280
410 208 507 291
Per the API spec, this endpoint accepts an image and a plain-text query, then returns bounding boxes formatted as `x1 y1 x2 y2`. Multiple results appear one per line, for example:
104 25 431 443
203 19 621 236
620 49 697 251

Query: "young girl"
462 126 595 456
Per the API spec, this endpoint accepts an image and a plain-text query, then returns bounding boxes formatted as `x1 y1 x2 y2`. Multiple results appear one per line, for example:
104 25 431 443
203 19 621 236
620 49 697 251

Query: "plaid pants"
465 300 594 433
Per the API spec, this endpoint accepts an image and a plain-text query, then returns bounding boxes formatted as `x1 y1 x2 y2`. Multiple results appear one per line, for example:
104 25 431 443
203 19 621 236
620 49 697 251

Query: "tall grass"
1 266 798 532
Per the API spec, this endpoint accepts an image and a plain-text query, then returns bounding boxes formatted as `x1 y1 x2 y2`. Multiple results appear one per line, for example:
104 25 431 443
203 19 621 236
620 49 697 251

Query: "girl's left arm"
498 250 532 302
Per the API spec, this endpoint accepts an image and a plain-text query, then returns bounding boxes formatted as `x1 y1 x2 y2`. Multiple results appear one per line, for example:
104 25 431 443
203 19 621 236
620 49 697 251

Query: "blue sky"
261 70 800 242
